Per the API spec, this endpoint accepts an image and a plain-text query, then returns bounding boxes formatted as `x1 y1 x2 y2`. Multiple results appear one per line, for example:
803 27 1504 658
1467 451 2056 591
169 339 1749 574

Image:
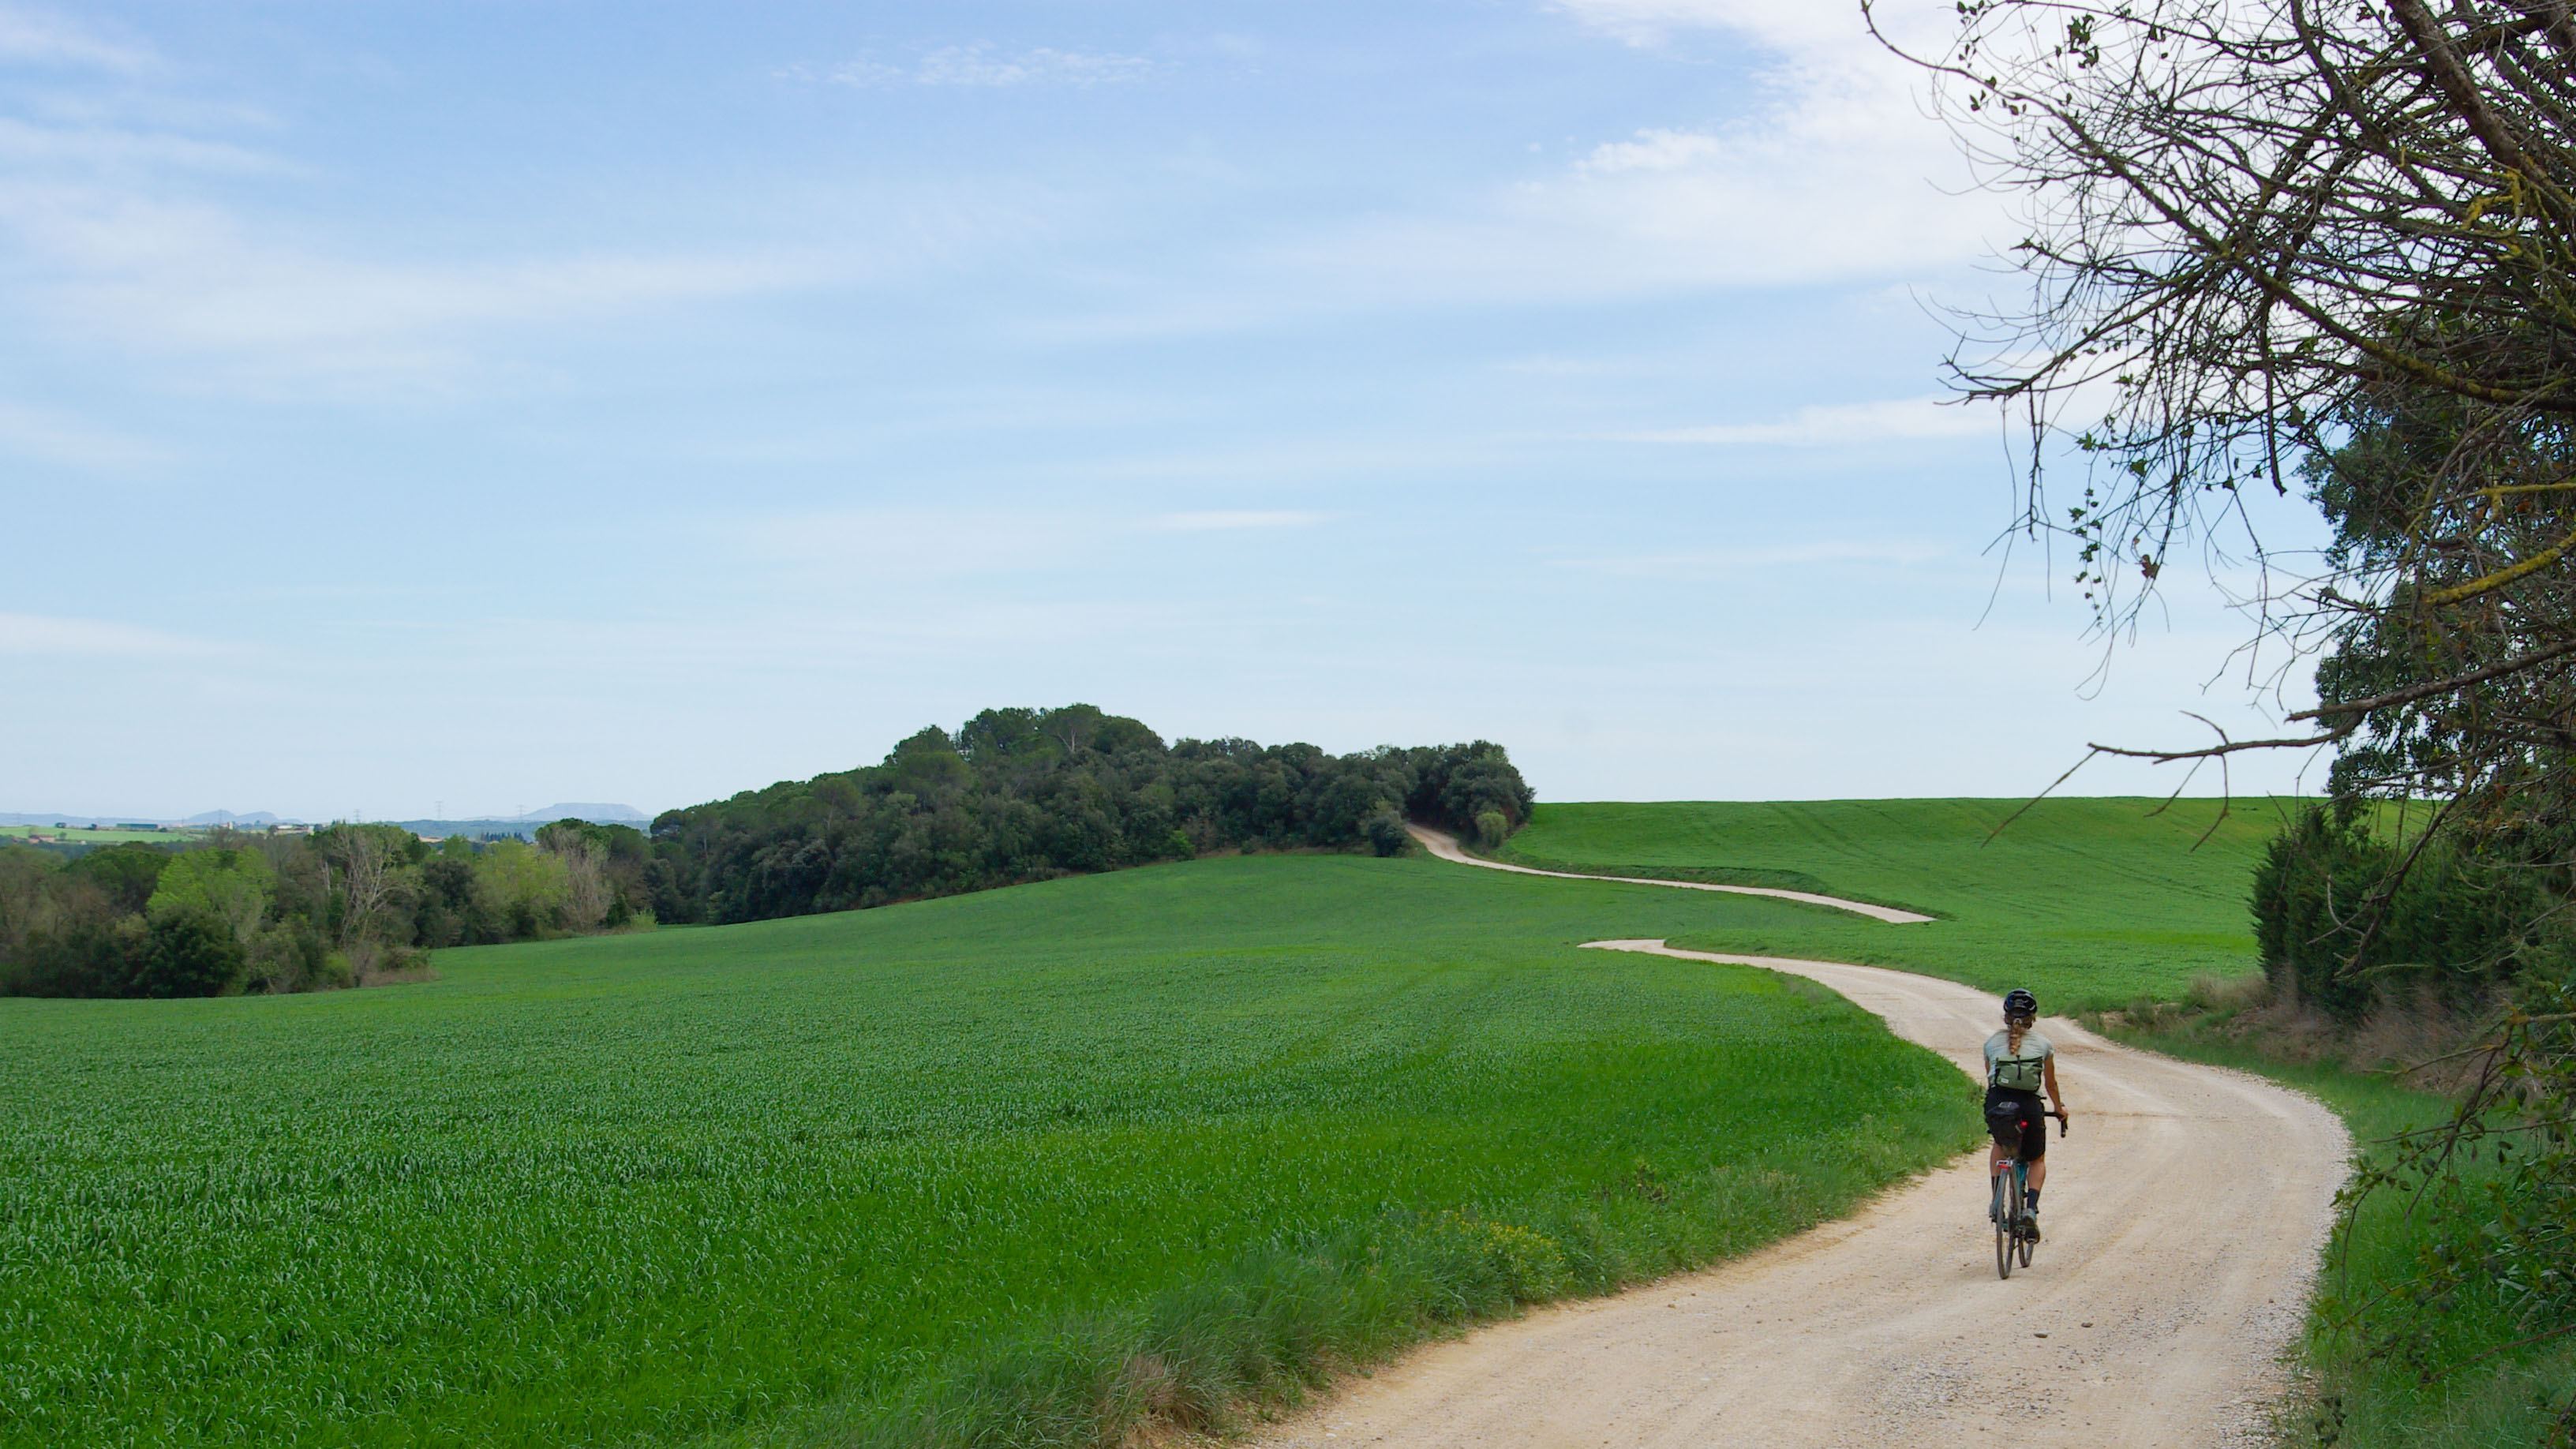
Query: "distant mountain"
517 803 650 824
395 818 537 840
2 811 302 829
386 804 649 841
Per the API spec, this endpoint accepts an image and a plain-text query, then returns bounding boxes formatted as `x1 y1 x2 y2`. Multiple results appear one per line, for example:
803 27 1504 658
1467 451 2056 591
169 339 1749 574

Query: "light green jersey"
1983 1029 2053 1092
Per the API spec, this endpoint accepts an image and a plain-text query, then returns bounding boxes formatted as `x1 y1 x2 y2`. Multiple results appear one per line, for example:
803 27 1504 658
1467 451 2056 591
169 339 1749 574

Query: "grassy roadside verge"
2100 1020 2574 1447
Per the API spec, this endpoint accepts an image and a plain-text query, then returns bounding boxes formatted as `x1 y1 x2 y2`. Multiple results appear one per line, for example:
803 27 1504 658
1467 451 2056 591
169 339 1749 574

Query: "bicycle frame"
1990 1109 2066 1280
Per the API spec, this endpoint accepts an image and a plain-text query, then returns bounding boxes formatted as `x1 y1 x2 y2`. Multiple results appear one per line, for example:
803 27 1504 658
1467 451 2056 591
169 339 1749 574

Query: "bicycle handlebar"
2054 1109 2072 1139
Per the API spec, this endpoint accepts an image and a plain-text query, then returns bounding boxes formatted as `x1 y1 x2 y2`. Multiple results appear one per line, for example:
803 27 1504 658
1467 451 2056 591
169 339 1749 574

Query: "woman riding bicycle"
1984 988 2069 1238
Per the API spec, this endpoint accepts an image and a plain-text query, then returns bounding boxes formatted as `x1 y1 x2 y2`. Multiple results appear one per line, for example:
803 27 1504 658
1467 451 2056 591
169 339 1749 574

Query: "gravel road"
1404 824 1936 923
1248 940 2348 1449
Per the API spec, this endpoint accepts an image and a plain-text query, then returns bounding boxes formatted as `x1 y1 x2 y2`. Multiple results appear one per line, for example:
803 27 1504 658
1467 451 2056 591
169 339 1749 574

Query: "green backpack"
1990 1036 2048 1092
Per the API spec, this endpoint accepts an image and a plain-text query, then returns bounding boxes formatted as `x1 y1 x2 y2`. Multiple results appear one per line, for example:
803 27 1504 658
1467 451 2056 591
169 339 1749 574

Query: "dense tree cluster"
0 819 656 998
646 704 1532 924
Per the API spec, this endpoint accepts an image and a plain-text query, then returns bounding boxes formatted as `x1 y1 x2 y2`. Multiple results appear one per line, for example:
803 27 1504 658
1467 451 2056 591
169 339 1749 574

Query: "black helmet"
2002 988 2039 1019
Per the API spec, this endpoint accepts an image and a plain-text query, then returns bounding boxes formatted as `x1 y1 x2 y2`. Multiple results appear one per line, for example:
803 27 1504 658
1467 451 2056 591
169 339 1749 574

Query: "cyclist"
1983 987 2069 1239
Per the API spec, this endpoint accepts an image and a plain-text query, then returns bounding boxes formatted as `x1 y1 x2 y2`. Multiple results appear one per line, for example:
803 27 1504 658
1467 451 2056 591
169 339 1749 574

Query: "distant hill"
4 804 638 833
394 804 654 841
2 810 303 828
516 803 649 823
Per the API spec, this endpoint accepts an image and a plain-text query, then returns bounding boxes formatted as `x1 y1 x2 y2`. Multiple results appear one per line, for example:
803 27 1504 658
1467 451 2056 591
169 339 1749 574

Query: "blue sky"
2 1 2329 821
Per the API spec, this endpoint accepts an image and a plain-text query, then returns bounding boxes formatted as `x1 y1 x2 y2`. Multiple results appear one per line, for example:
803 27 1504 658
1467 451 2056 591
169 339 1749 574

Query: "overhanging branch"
2290 635 2576 720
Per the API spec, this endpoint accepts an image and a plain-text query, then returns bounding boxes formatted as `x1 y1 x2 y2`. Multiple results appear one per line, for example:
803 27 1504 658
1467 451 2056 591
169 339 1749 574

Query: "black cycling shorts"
1983 1087 2048 1161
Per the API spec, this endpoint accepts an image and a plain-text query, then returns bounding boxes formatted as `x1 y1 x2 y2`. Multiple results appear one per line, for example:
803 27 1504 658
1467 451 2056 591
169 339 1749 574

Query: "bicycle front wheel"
1994 1169 2017 1279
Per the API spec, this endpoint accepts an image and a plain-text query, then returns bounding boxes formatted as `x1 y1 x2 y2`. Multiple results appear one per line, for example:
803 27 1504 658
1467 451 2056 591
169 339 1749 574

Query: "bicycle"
1990 1107 2069 1279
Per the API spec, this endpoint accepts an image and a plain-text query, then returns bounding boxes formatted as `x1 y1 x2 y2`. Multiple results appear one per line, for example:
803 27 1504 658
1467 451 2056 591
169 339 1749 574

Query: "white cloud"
1578 128 1726 174
0 6 153 73
1616 395 1994 445
0 612 231 658
0 117 286 174
1551 540 1945 576
732 507 1100 578
1552 0 1942 52
1250 0 1994 305
1151 510 1329 531
0 178 840 387
821 44 1152 88
0 399 170 467
0 37 933 390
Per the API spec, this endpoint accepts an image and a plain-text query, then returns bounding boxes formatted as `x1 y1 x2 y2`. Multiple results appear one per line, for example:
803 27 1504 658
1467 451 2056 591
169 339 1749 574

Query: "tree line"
643 704 1532 924
1 706 1533 996
0 819 656 998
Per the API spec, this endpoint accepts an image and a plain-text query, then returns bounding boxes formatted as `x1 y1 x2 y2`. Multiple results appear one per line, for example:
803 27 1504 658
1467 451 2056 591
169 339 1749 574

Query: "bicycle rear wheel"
1993 1167 2017 1279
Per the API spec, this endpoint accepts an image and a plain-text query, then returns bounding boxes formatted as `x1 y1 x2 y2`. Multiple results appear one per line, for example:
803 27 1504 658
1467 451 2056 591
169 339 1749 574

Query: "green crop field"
0 824 197 846
0 852 1976 1449
1496 797 2294 1010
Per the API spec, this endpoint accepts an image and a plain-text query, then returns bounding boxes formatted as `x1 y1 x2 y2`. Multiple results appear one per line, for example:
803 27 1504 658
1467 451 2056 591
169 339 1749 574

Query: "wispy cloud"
0 32 883 392
1237 2 1991 307
0 6 154 73
1577 127 1727 174
1552 541 1945 577
0 178 842 389
732 507 1101 578
0 117 288 174
0 612 234 658
0 399 171 468
1550 0 1872 51
1616 395 1992 446
1150 510 1329 531
803 44 1153 89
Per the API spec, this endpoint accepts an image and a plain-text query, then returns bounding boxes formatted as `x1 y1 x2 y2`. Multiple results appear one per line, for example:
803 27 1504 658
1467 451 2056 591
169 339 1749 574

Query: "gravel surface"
1248 940 2347 1449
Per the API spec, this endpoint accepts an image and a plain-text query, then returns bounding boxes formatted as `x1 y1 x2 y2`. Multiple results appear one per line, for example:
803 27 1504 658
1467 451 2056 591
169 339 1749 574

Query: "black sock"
2025 1189 2041 1211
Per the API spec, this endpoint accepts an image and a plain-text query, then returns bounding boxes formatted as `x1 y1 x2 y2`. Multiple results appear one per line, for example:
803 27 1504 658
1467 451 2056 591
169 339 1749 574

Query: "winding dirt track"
1249 865 2351 1448
1404 824 1937 923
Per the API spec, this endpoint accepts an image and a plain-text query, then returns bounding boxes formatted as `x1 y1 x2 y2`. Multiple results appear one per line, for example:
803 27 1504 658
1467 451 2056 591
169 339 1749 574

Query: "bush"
135 908 244 998
1 917 151 998
1360 810 1412 857
341 939 431 987
244 919 334 994
2249 805 2536 1022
